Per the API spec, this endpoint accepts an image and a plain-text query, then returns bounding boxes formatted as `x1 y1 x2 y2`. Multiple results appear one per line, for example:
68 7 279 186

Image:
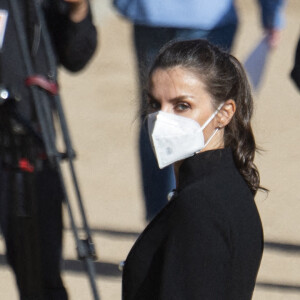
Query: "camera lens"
0 88 10 105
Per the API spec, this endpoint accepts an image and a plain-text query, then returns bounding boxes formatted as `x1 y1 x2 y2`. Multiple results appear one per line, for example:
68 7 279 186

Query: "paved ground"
1 0 300 299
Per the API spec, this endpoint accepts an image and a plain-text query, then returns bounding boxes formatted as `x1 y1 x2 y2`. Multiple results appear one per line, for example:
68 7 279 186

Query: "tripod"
6 0 100 298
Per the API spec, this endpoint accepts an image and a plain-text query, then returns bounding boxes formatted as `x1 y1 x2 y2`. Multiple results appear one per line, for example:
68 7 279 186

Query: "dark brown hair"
148 39 263 195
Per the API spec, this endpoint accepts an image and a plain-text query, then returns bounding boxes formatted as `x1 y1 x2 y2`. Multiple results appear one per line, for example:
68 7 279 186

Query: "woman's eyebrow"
169 95 195 103
147 93 194 102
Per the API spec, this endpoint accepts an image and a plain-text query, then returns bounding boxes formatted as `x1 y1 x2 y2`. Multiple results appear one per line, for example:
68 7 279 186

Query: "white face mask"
147 104 223 169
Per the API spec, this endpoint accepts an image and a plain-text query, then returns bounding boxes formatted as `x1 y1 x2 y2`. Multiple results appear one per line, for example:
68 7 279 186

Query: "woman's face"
148 66 224 150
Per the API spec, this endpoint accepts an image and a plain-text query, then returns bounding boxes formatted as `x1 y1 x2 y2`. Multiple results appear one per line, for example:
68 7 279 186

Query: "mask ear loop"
195 103 224 154
200 102 224 130
202 127 220 148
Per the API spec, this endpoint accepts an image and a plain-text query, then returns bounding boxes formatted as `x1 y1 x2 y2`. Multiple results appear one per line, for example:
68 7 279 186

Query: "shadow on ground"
0 253 122 278
264 241 300 254
256 282 300 292
63 258 121 277
65 226 140 239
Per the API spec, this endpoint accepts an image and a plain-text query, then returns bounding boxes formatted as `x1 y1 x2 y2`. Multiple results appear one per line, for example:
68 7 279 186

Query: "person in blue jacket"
114 0 285 221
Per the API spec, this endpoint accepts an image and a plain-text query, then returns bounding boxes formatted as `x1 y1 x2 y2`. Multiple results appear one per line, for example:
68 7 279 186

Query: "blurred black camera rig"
0 0 100 299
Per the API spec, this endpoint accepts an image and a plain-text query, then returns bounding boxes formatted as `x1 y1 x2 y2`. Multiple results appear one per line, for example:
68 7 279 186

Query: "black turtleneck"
122 148 263 300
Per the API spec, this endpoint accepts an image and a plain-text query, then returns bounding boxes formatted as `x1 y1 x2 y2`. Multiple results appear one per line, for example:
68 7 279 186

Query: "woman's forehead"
149 67 208 97
150 67 205 87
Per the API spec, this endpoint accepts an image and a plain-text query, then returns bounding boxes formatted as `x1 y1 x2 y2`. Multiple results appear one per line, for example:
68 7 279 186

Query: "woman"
122 39 264 300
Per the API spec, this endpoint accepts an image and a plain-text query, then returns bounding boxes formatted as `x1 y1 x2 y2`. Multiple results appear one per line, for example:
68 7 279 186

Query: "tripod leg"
54 157 101 300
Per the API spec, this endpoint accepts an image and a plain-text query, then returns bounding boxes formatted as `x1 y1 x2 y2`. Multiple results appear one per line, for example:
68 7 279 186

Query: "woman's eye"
175 103 190 112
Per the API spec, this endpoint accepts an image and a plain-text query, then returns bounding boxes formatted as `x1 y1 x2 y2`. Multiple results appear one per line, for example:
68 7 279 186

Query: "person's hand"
265 28 281 49
64 0 88 23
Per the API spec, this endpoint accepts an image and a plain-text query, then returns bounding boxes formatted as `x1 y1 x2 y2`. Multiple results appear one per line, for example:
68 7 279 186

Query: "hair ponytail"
224 55 262 195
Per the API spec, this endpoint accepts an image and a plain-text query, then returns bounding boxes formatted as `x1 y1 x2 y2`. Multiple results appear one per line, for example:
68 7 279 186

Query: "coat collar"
177 148 235 191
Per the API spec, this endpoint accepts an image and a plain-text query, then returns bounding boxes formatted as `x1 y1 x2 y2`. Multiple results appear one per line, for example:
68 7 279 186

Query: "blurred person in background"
291 34 300 91
0 0 97 299
113 0 285 221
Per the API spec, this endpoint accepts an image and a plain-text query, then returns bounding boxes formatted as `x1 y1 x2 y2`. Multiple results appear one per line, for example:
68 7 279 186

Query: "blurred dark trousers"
0 162 68 300
134 23 237 221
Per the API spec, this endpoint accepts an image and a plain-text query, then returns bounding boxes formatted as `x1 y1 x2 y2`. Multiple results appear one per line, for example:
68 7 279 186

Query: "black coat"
122 148 263 300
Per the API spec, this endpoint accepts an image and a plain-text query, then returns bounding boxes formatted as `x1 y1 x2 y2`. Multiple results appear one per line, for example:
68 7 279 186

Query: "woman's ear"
216 99 236 128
